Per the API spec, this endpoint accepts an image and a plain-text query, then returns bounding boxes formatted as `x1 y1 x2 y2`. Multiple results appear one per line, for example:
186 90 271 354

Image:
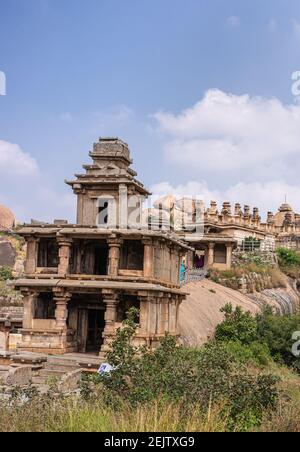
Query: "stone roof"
274 203 296 227
0 205 15 230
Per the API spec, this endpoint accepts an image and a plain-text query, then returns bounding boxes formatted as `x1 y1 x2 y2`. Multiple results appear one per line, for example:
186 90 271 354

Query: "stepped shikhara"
12 138 191 356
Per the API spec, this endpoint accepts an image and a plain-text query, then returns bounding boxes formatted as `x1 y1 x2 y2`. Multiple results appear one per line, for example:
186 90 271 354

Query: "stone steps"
46 363 80 372
31 375 46 385
47 356 78 367
39 369 66 378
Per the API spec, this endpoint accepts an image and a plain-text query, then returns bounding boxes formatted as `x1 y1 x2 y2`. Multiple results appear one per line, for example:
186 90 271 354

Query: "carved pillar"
226 243 233 270
22 291 36 330
143 238 154 279
150 296 159 335
58 238 72 277
25 238 38 274
139 296 150 334
119 184 128 229
3 317 11 352
108 237 122 277
168 298 177 335
208 243 215 268
100 291 119 356
54 292 70 331
158 296 170 334
170 247 177 284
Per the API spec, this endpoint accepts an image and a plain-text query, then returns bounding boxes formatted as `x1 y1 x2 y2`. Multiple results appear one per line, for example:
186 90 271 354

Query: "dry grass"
0 398 228 433
258 398 300 432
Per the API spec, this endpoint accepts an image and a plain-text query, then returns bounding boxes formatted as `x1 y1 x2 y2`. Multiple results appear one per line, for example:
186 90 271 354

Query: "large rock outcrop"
179 279 300 347
0 205 15 231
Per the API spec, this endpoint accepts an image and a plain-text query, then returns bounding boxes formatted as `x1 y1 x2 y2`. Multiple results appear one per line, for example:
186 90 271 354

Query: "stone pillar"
54 293 70 331
3 317 11 352
58 238 72 277
143 239 154 279
207 243 215 268
139 296 150 334
25 238 38 274
149 296 159 335
100 291 119 357
170 247 177 285
22 291 36 330
158 296 170 334
119 184 128 229
108 238 122 277
226 243 233 270
168 298 177 335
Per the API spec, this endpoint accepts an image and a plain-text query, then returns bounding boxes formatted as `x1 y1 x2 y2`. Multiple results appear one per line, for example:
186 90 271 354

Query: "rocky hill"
179 277 300 347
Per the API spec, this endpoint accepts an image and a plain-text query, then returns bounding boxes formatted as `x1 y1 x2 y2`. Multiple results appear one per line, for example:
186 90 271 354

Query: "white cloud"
154 89 300 173
226 16 241 28
0 139 76 223
0 140 38 176
151 180 300 218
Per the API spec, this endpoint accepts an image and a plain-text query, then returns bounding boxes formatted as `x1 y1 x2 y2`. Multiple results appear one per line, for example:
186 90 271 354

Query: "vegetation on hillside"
210 247 300 292
210 263 287 291
276 248 300 279
216 303 300 368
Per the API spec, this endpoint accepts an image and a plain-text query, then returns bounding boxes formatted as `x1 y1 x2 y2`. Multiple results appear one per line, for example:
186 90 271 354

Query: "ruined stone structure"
13 138 190 356
148 198 300 271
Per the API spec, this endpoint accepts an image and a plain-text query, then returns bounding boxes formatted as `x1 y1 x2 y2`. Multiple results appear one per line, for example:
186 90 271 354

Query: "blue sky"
1 0 300 222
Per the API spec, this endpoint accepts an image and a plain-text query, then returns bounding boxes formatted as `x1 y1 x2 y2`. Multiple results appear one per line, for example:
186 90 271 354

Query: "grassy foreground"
0 398 229 433
1 377 300 433
1 305 300 432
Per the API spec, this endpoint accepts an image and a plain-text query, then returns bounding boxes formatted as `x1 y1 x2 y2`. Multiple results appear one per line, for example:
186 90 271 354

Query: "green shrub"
223 340 272 367
97 308 279 431
215 304 258 345
256 306 300 367
216 303 300 368
0 266 13 281
276 248 300 268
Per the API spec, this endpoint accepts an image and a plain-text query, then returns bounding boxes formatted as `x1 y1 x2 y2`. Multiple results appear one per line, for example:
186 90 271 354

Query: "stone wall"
232 249 278 267
5 365 32 386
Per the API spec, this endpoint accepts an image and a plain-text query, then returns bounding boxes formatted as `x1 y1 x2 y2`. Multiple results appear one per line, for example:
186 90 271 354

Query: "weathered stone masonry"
13 138 191 356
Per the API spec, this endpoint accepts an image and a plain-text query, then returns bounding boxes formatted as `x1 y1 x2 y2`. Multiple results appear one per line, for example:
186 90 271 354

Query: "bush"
0 266 13 281
215 304 258 345
256 306 300 367
215 303 300 369
276 248 300 268
97 308 279 431
223 340 272 367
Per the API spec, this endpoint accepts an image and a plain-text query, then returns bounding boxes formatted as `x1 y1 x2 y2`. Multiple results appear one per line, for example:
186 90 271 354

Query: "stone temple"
13 138 191 356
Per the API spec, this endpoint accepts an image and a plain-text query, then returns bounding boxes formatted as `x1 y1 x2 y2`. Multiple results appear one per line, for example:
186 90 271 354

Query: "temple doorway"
87 309 105 352
194 250 206 269
69 294 106 354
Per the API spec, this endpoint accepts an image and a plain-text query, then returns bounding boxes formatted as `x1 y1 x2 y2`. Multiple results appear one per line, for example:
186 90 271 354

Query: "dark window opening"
117 296 140 323
34 293 56 320
70 240 108 275
120 240 144 271
98 201 109 226
37 238 59 268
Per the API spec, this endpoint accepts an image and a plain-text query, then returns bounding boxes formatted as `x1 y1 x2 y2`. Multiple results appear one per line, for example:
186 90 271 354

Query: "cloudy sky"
1 0 300 223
